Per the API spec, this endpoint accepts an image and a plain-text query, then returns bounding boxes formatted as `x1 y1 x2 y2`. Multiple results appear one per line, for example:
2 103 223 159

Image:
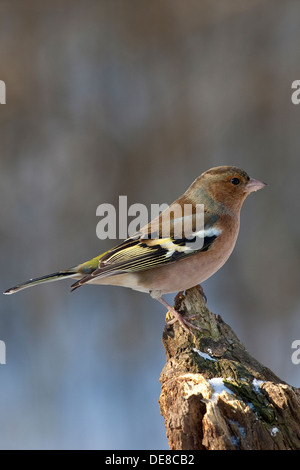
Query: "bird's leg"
150 291 204 333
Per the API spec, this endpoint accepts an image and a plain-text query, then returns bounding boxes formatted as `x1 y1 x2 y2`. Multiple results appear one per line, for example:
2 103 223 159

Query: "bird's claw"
166 310 207 333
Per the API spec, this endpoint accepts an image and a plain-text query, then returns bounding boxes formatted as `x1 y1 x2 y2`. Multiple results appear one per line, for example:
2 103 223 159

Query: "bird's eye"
230 178 241 186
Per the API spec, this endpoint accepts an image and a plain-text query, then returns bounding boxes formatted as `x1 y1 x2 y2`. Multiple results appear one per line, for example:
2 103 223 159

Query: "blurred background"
0 0 300 450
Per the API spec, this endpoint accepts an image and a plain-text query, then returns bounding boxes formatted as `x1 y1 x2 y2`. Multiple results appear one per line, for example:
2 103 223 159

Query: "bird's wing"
71 211 221 290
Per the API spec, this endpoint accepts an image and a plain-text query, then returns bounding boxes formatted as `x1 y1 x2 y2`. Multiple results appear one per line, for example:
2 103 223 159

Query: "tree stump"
159 286 300 450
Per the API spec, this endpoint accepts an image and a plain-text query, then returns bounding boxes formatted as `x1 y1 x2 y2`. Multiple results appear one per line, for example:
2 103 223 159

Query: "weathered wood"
159 286 300 450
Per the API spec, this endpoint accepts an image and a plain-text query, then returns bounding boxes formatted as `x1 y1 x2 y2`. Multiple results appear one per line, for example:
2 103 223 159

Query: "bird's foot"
151 290 207 334
155 294 205 334
166 308 205 333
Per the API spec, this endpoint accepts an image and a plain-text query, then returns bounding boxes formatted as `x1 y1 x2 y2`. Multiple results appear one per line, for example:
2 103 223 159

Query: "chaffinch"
4 166 266 332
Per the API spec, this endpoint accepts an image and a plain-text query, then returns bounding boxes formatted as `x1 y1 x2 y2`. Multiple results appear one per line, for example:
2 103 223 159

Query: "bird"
4 166 266 332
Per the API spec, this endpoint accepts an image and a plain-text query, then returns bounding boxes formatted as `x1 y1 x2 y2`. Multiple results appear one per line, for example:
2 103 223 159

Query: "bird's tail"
3 269 79 295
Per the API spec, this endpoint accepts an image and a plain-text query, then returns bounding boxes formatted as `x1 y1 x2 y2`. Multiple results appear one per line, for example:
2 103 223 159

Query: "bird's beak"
245 178 267 193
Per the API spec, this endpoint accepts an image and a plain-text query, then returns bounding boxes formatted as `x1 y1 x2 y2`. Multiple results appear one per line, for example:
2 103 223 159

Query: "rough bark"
159 286 300 450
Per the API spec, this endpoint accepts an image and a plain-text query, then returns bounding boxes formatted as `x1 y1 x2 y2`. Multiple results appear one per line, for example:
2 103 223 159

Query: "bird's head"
187 166 266 214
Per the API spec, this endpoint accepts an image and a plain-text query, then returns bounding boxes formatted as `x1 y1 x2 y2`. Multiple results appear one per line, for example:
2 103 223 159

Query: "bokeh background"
1 0 300 450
